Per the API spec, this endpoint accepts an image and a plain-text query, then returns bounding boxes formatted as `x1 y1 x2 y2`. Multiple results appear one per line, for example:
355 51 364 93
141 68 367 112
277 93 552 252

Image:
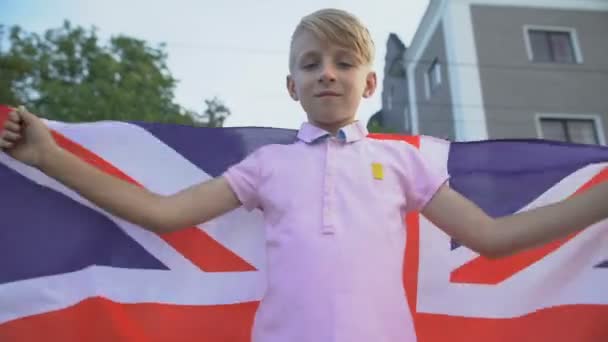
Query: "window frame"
424 58 442 99
535 113 605 145
523 25 583 64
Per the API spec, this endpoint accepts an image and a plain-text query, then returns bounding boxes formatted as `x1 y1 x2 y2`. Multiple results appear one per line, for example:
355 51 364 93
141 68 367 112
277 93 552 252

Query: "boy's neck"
309 118 357 135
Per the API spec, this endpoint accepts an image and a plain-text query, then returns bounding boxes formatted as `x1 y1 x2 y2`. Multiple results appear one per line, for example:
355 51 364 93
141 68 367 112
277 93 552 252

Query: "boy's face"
287 30 376 133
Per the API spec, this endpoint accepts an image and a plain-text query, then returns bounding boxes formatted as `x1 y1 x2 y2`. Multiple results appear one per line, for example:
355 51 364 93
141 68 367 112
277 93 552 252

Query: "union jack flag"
0 104 607 341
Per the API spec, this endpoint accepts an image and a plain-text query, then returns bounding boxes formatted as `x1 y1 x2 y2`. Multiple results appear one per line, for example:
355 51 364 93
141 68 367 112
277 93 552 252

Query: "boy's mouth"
315 91 341 97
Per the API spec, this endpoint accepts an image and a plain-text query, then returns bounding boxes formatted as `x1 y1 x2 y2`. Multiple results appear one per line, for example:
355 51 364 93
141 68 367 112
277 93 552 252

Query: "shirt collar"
297 121 368 144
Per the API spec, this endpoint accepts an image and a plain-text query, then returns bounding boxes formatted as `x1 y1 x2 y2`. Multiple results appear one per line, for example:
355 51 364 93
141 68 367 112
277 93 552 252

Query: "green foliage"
367 118 399 134
0 25 26 106
0 21 229 127
191 97 231 128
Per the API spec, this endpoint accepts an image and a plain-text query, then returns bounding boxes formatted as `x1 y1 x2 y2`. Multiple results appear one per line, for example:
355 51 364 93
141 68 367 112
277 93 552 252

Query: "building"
392 0 608 143
368 34 409 133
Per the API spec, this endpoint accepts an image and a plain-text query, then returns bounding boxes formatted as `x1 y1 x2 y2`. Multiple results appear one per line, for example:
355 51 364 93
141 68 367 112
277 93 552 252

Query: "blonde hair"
289 8 375 69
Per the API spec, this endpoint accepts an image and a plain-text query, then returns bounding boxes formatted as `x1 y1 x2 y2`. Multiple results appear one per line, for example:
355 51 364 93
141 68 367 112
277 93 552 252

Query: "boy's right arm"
1 108 241 234
42 149 241 233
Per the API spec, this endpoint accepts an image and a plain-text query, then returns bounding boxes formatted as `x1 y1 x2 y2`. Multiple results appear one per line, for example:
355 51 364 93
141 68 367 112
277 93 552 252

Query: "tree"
367 112 399 134
0 21 197 125
191 97 231 128
0 25 26 106
367 119 384 133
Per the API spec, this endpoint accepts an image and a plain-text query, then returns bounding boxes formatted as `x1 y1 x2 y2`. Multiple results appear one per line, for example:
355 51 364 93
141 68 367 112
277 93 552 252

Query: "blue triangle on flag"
0 166 168 285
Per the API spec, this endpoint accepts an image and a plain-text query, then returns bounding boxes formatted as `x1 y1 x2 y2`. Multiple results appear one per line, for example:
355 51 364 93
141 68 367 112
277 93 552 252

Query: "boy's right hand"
0 107 58 168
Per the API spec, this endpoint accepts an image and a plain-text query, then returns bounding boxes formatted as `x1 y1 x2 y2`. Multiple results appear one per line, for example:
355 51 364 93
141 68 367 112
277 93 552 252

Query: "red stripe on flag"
49 128 255 272
451 167 608 284
0 106 11 130
0 297 259 342
415 305 608 342
368 133 419 145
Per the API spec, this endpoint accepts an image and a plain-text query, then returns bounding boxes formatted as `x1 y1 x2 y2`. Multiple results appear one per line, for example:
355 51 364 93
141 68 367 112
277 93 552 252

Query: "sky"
1 0 429 129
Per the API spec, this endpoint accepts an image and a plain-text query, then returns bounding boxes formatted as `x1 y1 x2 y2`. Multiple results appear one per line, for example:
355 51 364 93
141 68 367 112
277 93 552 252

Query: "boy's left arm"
421 182 608 258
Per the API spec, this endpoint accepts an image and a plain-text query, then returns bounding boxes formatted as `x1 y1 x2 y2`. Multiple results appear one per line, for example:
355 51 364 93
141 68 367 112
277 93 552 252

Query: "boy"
1 8 607 342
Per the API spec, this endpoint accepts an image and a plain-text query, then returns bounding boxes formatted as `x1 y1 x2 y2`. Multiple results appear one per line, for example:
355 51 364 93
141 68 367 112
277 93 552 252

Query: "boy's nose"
318 66 336 83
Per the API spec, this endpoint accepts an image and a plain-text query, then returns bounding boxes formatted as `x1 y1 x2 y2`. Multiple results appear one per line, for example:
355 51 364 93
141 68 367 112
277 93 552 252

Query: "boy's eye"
302 62 318 70
338 62 353 68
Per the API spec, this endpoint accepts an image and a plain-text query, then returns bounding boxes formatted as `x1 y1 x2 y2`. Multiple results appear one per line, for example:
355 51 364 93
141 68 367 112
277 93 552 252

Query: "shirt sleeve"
399 141 449 212
222 148 263 211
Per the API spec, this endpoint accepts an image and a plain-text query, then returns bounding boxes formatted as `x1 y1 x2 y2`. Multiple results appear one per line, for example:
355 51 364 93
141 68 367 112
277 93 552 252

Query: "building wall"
413 22 457 140
470 5 608 141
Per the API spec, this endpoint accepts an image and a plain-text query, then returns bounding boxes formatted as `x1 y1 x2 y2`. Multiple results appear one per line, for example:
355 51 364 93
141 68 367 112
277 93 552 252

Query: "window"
425 58 441 98
539 118 599 144
525 27 580 63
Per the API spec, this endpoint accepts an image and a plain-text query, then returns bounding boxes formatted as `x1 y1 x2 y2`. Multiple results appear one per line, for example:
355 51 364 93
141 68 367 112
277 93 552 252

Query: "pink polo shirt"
223 121 447 342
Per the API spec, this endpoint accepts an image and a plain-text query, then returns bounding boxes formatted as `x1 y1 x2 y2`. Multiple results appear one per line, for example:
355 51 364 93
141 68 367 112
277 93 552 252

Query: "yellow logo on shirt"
371 162 384 180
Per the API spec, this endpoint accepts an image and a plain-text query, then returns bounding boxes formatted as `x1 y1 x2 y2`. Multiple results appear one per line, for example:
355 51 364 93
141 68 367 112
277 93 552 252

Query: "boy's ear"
363 71 377 98
286 75 299 101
